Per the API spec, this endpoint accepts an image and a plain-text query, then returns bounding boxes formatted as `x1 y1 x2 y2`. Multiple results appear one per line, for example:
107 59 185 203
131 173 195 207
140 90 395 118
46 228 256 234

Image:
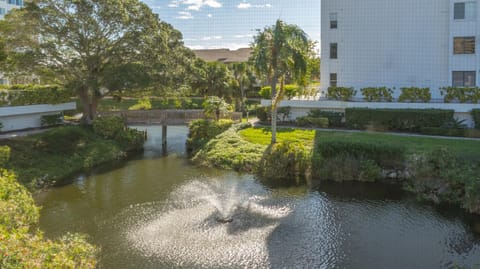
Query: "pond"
35 126 480 268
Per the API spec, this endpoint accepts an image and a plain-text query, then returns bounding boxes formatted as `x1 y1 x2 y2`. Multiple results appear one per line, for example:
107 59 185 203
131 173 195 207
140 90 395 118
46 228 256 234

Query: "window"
7 0 14 4
454 37 476 54
330 13 337 29
330 73 337 87
454 1 477 20
0 8 5 15
16 0 23 6
453 71 476 87
330 43 337 59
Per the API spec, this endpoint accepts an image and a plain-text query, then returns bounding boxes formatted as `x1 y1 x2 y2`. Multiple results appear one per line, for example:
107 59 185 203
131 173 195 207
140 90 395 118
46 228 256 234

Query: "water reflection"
35 126 480 269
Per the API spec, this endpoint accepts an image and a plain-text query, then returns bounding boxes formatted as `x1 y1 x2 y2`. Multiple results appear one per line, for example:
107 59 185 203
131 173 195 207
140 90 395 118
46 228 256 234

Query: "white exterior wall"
321 0 480 100
0 0 22 20
0 102 76 132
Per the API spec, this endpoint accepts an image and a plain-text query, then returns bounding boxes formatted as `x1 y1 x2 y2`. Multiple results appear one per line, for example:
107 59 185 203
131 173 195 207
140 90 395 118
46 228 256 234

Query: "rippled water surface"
35 126 480 268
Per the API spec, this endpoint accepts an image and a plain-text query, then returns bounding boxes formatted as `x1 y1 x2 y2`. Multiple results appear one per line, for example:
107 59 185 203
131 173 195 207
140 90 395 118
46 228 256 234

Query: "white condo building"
321 0 480 100
0 0 23 85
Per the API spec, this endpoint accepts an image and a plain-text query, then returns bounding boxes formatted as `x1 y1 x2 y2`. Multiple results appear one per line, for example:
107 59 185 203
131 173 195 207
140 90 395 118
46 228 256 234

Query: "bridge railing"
98 109 242 125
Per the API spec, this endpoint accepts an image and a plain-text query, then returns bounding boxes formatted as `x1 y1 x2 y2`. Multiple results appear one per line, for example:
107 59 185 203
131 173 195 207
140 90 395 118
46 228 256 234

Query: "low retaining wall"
0 102 76 132
261 99 480 128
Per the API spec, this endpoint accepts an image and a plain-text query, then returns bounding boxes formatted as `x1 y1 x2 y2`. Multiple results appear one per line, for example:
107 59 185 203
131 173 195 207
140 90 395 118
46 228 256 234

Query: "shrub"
307 109 344 127
186 119 233 155
256 141 310 182
256 107 271 122
258 84 300 100
398 87 431 103
419 127 466 137
314 155 381 182
473 109 480 129
316 140 405 168
0 170 97 268
296 116 329 128
41 113 63 126
0 85 72 107
440 87 480 103
360 87 393 102
345 108 454 132
327 86 357 101
203 96 232 121
0 122 3 131
0 146 10 168
277 106 291 121
128 96 152 110
92 116 126 139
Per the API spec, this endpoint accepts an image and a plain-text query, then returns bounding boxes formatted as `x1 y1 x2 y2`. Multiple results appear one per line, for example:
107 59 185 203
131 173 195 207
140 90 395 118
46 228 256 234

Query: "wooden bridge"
98 109 242 151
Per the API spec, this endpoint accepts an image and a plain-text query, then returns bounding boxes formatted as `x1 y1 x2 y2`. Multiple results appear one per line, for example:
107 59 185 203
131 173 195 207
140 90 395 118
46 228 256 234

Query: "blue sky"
142 0 321 54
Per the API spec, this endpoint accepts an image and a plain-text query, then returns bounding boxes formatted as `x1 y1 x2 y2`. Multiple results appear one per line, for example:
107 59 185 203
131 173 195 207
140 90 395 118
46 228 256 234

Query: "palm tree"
230 62 255 115
251 20 310 144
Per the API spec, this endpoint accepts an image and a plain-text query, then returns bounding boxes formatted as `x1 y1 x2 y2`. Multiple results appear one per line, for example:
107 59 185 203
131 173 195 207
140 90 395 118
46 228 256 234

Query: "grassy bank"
189 124 480 214
0 170 97 268
0 119 145 190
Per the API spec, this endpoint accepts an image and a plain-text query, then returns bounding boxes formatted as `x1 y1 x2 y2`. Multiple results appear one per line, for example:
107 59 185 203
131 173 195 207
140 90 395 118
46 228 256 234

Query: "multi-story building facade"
321 0 479 100
0 0 23 85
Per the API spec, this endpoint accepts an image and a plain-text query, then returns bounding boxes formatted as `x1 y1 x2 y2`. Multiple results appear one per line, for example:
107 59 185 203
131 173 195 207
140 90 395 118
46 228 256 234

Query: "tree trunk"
270 75 278 144
78 87 100 124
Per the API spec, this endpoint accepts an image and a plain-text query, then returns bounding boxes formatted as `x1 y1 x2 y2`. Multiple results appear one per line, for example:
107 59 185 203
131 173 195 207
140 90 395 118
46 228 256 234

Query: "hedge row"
186 119 234 155
345 108 454 132
473 109 480 129
0 85 72 107
259 84 300 100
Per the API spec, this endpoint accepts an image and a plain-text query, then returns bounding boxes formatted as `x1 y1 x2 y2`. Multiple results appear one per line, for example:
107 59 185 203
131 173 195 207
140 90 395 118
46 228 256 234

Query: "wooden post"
162 125 167 150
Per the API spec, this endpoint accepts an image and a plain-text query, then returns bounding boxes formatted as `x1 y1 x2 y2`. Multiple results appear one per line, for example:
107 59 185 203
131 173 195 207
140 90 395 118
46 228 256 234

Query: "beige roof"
193 48 252 63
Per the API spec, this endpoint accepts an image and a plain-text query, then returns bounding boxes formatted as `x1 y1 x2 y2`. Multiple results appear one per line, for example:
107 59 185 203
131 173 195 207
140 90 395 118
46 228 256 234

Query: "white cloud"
169 0 222 11
207 14 213 18
233 34 253 39
237 3 251 9
176 11 194 19
237 2 272 9
201 35 223 40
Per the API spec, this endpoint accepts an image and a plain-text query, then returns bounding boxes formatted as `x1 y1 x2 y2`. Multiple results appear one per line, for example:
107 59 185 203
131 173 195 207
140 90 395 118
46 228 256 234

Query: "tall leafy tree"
0 0 191 123
230 62 256 114
251 20 311 144
190 60 233 99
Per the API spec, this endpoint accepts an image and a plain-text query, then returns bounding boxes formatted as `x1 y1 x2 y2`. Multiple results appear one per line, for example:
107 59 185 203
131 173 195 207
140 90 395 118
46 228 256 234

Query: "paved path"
0 128 51 139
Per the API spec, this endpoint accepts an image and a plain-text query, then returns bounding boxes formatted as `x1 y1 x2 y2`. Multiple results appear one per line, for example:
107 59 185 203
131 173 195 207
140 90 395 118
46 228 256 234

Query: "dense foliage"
0 146 10 167
2 124 144 189
440 87 480 103
345 108 454 131
472 109 480 129
41 113 63 126
203 97 232 121
0 170 97 268
327 87 357 101
296 117 329 128
360 87 393 102
259 85 301 100
128 96 152 111
0 85 71 107
398 87 431 103
0 0 194 122
186 119 234 155
307 109 344 127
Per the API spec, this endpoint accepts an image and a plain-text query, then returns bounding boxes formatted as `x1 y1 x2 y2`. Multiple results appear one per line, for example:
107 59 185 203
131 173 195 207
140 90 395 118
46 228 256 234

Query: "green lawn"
240 127 480 159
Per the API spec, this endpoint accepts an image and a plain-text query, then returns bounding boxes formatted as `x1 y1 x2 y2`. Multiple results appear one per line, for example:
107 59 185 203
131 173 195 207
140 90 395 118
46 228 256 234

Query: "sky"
142 0 321 54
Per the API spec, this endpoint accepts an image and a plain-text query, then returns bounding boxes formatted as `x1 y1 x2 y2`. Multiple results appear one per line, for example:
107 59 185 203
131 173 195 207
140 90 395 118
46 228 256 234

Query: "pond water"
35 126 480 268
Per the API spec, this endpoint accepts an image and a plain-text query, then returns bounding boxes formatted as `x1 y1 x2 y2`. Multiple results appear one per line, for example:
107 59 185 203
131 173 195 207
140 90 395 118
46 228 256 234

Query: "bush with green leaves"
345 108 454 132
256 107 271 122
192 124 264 172
398 87 431 103
408 148 480 214
203 96 232 121
128 96 152 110
256 141 310 182
440 87 480 103
307 109 344 127
41 113 63 126
296 117 329 128
0 85 72 107
0 170 97 268
327 87 357 101
0 146 10 168
472 109 480 129
186 119 234 155
92 116 126 139
313 154 381 182
360 87 393 102
258 84 300 100
316 140 405 168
